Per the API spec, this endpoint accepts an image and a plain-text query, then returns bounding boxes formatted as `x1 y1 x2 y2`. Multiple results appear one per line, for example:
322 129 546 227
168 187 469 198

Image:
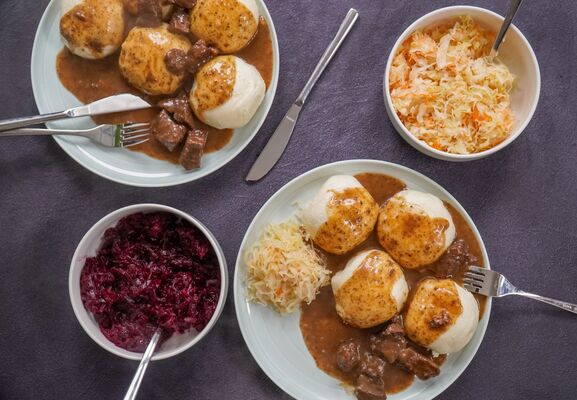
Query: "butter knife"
0 94 151 132
246 8 359 181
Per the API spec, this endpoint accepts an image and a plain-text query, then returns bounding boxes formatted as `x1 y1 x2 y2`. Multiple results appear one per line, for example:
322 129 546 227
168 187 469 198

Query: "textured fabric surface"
1 0 577 399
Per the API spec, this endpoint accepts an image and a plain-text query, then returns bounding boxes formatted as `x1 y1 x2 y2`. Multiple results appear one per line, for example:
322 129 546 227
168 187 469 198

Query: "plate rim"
233 159 492 400
30 0 280 187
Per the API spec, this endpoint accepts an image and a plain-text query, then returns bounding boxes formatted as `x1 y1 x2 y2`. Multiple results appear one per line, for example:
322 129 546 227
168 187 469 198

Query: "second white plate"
30 0 279 187
234 159 491 400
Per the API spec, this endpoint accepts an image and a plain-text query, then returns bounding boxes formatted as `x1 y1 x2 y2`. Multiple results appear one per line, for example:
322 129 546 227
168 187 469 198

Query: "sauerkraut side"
244 220 330 314
389 16 515 154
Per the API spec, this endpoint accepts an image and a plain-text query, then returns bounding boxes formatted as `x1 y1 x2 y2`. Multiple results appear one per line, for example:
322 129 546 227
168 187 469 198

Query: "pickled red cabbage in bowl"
79 212 221 352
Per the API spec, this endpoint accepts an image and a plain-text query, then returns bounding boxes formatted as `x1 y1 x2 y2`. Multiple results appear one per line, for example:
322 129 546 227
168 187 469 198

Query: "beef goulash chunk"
334 316 440 400
165 49 189 75
168 7 190 35
432 238 478 279
357 353 387 400
356 373 387 400
158 92 196 128
396 348 440 380
179 129 208 170
165 40 218 76
187 40 219 74
429 310 451 329
374 317 440 380
336 339 361 372
136 0 163 26
151 110 188 151
369 316 407 363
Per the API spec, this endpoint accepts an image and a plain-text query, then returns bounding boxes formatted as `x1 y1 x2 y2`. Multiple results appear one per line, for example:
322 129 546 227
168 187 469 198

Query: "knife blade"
246 103 302 181
0 94 152 132
69 94 152 117
245 8 359 181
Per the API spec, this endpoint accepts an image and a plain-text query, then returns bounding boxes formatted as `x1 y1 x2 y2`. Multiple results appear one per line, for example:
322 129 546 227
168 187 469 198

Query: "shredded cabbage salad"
389 16 515 154
244 220 330 314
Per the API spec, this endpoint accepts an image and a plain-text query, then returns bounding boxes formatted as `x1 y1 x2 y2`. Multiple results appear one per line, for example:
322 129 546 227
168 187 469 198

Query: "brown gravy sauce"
300 173 486 394
56 15 273 164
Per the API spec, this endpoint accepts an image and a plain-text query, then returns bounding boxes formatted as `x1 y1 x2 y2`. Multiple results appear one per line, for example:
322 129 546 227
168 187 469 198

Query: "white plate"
30 0 279 187
234 160 492 400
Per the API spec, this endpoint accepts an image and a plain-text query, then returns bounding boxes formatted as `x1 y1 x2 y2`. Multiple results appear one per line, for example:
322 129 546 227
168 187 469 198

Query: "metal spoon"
489 0 524 59
123 329 161 400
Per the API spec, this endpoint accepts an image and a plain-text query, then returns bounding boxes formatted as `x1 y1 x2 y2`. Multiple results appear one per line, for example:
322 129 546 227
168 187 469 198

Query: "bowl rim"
68 203 229 361
30 0 280 187
383 5 541 161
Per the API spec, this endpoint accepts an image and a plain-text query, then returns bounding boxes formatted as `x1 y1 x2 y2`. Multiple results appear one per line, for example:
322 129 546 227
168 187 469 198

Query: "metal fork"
0 122 150 148
464 265 577 314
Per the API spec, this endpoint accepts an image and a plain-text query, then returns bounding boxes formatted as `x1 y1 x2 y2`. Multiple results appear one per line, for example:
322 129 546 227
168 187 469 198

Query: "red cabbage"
80 212 221 352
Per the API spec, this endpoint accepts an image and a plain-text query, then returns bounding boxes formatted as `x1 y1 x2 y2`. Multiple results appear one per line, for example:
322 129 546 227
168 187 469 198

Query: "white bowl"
383 6 541 161
31 0 279 187
69 204 228 360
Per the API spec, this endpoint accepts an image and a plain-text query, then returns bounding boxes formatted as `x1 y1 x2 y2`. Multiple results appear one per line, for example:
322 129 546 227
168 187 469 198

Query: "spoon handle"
491 0 524 57
123 329 161 400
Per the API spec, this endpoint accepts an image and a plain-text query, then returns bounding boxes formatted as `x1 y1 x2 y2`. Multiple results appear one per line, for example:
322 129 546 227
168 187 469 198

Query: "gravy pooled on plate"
300 173 486 399
57 5 273 169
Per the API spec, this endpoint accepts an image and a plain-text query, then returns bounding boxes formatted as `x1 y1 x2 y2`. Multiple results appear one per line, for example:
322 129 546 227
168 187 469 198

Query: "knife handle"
0 110 70 132
295 8 359 106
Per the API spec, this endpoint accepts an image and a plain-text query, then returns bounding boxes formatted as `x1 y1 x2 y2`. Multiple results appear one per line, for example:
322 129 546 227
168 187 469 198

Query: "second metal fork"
464 265 577 314
0 122 151 148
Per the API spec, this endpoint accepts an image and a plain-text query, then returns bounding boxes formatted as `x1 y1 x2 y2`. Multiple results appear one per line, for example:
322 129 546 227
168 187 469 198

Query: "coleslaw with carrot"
389 16 515 154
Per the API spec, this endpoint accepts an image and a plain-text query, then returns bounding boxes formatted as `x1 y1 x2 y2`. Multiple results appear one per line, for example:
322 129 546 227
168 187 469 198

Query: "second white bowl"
69 204 228 361
383 5 541 161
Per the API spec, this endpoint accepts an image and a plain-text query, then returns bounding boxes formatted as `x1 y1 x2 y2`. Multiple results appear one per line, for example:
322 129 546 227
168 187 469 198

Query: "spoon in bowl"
123 329 162 400
488 0 524 60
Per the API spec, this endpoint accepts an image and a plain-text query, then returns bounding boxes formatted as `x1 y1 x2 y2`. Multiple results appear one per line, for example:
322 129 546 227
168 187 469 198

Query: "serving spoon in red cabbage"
123 328 161 400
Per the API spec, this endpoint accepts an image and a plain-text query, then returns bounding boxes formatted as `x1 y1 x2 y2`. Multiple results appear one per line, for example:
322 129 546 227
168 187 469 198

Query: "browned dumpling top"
190 0 260 53
119 24 192 95
60 0 125 59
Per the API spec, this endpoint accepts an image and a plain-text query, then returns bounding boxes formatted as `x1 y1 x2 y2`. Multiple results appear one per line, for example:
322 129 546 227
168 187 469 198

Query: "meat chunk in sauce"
335 316 440 400
396 348 440 380
370 317 407 363
136 0 163 27
151 110 187 152
179 129 207 170
164 40 218 76
168 7 191 35
356 374 387 400
165 49 189 75
187 40 218 74
432 238 478 279
336 339 361 372
359 353 386 380
158 92 195 129
357 353 387 400
429 310 451 329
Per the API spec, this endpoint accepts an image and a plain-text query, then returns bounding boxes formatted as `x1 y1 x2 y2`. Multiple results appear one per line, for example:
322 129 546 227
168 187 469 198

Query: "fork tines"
122 122 151 148
463 265 485 294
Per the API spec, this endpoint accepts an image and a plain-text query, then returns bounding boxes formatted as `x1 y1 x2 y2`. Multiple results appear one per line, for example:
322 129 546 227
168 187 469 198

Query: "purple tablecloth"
1 0 577 398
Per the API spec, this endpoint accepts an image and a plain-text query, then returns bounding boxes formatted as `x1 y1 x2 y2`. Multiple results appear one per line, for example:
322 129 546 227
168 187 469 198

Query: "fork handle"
0 128 91 137
515 291 577 314
0 111 70 132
